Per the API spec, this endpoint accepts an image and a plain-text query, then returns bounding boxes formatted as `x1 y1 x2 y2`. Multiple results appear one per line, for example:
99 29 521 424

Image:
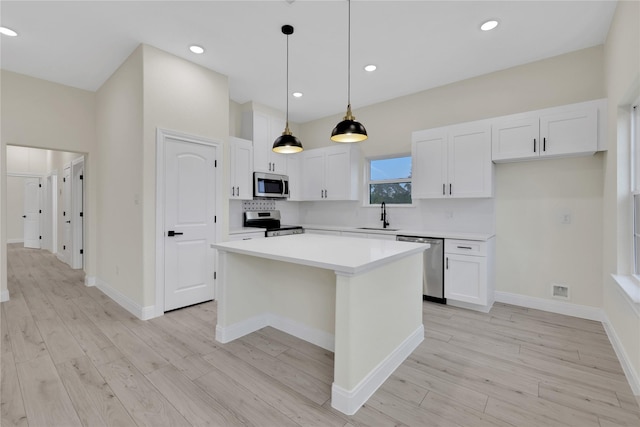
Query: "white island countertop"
212 233 428 275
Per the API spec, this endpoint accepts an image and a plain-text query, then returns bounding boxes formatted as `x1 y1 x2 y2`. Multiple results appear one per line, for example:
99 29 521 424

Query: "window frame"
631 100 640 277
363 154 414 207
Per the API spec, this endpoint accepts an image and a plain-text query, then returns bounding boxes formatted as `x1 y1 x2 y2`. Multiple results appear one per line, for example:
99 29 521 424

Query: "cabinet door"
448 123 493 198
444 254 487 305
324 147 351 200
302 151 325 200
540 107 597 157
269 116 288 174
287 153 302 201
230 138 253 200
491 116 540 161
412 129 448 198
252 112 272 173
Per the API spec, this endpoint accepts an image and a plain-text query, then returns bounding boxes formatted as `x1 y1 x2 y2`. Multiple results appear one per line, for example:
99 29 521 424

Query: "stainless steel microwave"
253 172 289 199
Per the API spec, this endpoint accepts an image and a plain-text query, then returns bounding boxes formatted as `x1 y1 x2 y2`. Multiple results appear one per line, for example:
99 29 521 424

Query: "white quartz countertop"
212 234 428 275
229 227 265 235
301 224 494 241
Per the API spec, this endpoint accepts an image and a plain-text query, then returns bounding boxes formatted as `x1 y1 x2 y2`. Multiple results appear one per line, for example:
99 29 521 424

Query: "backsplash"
242 200 276 211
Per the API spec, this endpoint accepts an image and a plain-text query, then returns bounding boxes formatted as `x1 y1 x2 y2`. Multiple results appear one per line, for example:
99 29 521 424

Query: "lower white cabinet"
227 231 265 241
444 238 495 311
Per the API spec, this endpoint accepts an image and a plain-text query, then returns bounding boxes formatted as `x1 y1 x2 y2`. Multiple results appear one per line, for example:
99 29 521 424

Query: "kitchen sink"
357 227 400 231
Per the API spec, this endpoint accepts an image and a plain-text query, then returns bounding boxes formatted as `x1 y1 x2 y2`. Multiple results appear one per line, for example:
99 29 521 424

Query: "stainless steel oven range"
243 210 304 237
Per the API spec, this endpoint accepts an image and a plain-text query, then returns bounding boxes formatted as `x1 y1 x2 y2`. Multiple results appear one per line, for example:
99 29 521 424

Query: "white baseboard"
215 312 336 352
216 314 269 344
447 299 493 313
494 291 604 321
94 277 155 320
494 290 640 398
268 313 335 351
331 325 424 415
1 289 10 302
601 312 640 396
7 239 23 244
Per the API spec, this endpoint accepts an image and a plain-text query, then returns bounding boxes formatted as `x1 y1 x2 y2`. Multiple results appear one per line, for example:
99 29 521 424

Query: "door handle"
23 215 27 218
167 230 184 237
66 221 71 224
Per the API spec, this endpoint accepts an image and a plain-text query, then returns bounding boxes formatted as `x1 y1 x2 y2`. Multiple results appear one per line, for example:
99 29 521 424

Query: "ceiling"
0 1 617 123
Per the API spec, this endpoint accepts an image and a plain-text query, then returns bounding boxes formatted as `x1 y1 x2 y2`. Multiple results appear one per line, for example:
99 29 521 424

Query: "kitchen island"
212 234 427 415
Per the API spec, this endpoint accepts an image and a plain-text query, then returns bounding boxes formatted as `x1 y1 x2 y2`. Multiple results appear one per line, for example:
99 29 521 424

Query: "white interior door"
23 177 41 248
71 158 84 269
164 138 216 311
62 166 72 265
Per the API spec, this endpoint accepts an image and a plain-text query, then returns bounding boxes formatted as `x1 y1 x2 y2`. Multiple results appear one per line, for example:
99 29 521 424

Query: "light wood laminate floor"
2 244 639 426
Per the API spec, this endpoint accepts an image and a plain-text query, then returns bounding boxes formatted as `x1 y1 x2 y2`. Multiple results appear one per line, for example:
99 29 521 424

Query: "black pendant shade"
331 104 368 143
331 0 367 143
273 24 303 154
273 127 303 154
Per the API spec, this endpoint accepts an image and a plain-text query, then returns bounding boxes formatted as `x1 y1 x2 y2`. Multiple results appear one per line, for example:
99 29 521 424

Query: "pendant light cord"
286 31 290 127
347 0 351 107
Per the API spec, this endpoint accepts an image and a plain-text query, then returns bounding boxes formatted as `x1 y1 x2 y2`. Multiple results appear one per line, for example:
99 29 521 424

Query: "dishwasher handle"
396 235 443 246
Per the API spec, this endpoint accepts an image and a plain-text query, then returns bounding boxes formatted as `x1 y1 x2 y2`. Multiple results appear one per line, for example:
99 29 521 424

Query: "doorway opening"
6 145 87 269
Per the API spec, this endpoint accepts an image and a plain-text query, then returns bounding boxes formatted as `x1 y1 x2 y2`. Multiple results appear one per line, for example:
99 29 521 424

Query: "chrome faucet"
381 202 390 229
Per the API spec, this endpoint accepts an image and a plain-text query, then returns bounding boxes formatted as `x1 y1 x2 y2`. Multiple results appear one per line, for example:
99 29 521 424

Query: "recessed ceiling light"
364 64 377 72
292 92 303 98
480 20 499 31
189 45 205 54
0 26 18 37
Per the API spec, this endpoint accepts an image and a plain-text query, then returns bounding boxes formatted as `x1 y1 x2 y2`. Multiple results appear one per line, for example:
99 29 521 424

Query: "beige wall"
94 44 230 308
300 46 605 308
603 0 640 394
95 45 145 304
0 71 96 299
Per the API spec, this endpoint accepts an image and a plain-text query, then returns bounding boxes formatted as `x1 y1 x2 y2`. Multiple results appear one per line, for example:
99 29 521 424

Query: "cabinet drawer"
445 239 486 256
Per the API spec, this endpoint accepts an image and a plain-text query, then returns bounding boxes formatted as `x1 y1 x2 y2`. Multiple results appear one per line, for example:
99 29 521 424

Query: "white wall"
0 70 96 300
602 0 640 396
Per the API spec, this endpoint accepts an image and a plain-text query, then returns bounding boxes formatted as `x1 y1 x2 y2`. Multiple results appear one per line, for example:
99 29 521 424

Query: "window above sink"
366 155 413 206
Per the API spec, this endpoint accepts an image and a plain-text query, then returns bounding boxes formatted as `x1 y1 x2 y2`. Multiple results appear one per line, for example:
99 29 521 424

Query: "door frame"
43 171 58 253
71 156 84 269
154 128 223 318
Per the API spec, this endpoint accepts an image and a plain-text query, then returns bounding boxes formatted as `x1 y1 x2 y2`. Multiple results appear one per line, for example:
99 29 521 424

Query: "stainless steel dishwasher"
396 235 445 304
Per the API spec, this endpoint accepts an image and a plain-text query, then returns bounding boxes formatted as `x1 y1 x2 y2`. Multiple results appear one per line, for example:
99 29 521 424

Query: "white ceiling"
0 1 617 123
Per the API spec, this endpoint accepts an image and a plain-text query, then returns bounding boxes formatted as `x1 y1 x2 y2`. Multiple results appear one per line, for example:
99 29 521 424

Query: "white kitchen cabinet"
444 238 495 312
492 101 599 162
286 152 303 201
242 110 288 174
229 137 253 200
301 144 360 201
412 121 493 199
227 230 266 241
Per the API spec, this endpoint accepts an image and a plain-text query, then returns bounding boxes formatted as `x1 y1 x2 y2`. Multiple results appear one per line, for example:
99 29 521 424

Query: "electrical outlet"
560 212 571 224
552 284 569 299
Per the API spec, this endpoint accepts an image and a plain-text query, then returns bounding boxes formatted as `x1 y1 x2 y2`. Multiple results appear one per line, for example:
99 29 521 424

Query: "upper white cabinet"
242 111 288 174
286 152 303 201
229 137 253 200
301 144 360 201
412 121 493 199
492 100 602 162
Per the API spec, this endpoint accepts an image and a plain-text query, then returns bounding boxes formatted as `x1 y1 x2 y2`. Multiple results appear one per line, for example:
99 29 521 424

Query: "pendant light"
273 24 303 154
331 0 368 143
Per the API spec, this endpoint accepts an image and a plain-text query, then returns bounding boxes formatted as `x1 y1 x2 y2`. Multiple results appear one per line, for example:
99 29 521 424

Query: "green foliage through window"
368 156 412 205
